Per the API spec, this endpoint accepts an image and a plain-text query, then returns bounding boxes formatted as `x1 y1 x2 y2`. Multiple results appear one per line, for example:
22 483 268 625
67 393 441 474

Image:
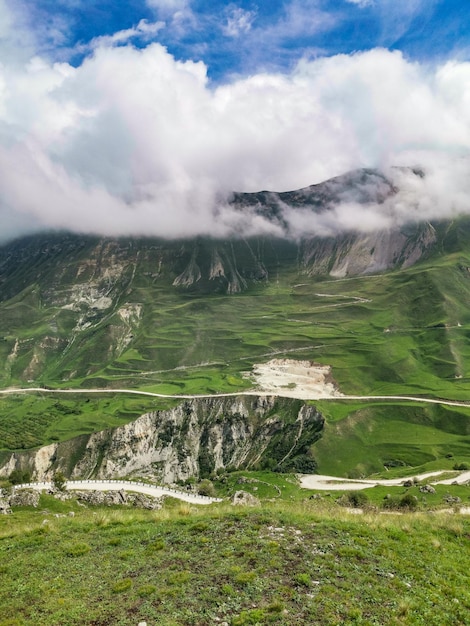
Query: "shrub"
399 494 419 510
52 471 67 492
197 479 216 497
295 573 311 587
232 609 267 625
453 463 469 471
65 542 91 557
234 571 256 585
145 539 165 553
8 469 31 485
112 578 132 593
167 571 191 585
137 584 156 597
338 491 369 508
382 493 418 511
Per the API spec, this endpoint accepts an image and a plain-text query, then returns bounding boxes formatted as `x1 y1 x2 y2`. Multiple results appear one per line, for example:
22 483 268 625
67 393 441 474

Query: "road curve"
13 479 222 505
300 469 470 491
1 386 470 409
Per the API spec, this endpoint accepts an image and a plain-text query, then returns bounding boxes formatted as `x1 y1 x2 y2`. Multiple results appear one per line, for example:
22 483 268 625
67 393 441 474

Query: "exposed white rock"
0 396 323 484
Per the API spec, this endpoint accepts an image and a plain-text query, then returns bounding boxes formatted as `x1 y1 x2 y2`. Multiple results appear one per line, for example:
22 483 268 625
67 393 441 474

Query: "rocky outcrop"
231 490 260 506
299 223 436 277
0 396 324 484
8 489 40 508
0 489 12 514
74 490 162 509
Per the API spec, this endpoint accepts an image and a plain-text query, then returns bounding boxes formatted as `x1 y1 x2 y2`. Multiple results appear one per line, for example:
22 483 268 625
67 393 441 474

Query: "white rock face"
0 396 324 483
301 223 436 277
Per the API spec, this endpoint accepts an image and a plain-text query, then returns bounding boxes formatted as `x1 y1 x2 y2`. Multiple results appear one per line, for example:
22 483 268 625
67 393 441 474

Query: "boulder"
419 484 436 494
0 498 11 515
443 494 461 504
9 489 40 507
74 490 162 509
128 493 162 510
231 490 260 506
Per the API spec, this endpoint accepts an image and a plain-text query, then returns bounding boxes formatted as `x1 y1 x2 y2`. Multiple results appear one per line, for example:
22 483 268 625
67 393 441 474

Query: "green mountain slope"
1 220 470 397
2 172 470 476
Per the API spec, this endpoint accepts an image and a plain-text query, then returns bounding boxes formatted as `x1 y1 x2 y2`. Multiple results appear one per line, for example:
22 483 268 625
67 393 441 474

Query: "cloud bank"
1 8 470 241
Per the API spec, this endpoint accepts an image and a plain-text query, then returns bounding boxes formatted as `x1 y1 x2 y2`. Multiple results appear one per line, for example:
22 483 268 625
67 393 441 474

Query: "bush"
232 609 267 625
295 573 311 587
382 493 418 511
8 469 31 485
112 578 132 593
338 491 369 508
197 479 216 497
399 493 419 510
52 471 67 492
65 542 91 557
137 584 156 597
453 463 469 471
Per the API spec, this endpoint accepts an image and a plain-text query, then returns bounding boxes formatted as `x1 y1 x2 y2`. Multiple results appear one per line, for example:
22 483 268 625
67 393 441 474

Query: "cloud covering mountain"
0 0 470 241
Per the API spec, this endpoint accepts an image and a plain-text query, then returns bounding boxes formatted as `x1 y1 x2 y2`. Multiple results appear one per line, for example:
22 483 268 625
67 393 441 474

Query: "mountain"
0 396 324 482
2 167 470 480
0 168 468 392
0 168 436 299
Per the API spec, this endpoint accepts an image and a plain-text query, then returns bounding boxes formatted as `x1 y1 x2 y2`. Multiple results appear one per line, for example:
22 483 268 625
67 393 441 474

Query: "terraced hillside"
2 171 470 477
1 219 469 397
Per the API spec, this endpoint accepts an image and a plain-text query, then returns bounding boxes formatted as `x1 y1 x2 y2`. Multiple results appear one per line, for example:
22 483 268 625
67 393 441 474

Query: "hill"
2 168 470 625
2 169 470 479
1 485 470 625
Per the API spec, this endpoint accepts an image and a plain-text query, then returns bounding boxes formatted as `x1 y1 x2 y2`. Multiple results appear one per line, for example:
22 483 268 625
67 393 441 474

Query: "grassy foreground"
1 492 470 626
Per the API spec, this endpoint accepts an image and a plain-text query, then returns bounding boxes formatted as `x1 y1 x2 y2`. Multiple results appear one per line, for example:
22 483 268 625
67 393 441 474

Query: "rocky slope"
0 396 324 483
0 168 438 299
0 166 464 387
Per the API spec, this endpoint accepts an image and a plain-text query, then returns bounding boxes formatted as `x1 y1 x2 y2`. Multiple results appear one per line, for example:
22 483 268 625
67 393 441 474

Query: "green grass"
312 400 470 478
1 494 470 625
4 229 470 476
0 394 178 451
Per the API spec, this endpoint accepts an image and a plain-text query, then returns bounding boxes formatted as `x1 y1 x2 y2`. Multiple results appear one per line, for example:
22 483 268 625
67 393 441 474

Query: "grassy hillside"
3 221 470 475
1 487 470 626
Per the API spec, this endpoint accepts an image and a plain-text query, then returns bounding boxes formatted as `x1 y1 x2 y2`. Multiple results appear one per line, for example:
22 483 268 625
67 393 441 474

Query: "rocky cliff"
0 396 324 483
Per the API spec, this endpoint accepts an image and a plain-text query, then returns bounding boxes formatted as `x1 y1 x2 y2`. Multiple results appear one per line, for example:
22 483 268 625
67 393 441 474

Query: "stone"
419 484 436 494
129 493 162 510
53 490 73 501
231 490 260 506
443 494 461 504
9 489 40 508
0 498 12 515
74 490 162 509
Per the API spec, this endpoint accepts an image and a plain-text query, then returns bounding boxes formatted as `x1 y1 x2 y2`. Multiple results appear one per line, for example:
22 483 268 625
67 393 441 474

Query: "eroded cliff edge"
0 396 324 483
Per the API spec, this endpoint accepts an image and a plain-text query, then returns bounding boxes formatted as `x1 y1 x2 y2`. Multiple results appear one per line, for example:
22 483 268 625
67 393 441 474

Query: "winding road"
300 470 470 491
1 385 470 408
4 385 470 493
13 479 222 504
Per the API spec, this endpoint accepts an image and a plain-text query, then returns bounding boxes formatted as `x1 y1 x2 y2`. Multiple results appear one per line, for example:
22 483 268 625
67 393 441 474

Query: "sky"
1 0 470 241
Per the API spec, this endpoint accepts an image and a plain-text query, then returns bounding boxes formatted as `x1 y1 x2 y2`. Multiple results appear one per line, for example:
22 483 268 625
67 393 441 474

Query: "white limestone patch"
248 358 342 399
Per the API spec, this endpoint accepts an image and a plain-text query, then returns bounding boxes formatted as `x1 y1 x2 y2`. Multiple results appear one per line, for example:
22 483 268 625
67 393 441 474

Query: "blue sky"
1 0 470 240
15 0 470 81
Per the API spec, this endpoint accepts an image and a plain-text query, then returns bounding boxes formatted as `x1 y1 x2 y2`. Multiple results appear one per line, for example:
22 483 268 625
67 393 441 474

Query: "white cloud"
374 0 439 47
345 0 375 8
263 0 338 41
1 11 470 242
145 0 195 34
146 0 190 13
83 20 164 51
223 8 257 37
